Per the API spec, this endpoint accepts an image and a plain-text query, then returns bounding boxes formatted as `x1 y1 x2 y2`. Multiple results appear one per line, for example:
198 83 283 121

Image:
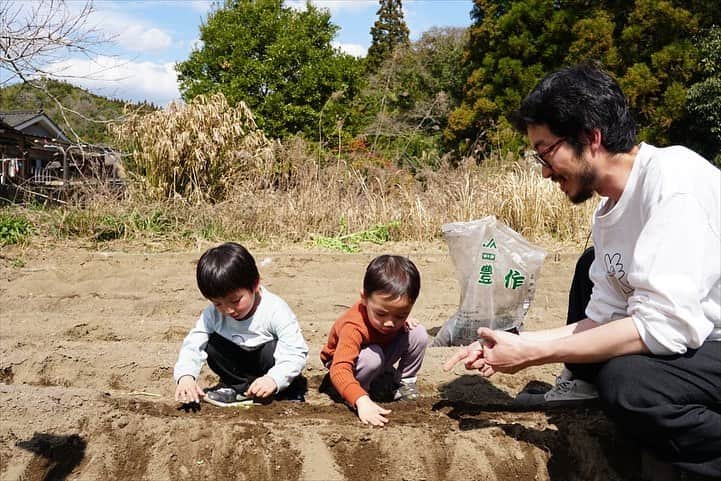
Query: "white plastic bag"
433 216 547 346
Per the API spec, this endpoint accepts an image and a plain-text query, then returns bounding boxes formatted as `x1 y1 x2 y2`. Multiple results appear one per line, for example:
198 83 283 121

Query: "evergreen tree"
366 0 410 72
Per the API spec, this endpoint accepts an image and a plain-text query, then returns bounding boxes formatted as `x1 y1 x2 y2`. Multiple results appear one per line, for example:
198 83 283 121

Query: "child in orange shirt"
320 255 428 426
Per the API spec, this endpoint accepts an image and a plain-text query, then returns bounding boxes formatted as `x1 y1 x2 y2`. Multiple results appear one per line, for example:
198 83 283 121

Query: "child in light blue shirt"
173 242 308 406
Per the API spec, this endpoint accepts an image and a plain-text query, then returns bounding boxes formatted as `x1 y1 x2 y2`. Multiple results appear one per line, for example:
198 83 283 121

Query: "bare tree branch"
0 0 136 143
0 0 107 82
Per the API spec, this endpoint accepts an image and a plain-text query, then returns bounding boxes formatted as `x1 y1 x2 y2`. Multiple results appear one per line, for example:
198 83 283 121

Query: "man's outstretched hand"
442 339 484 371
443 327 534 377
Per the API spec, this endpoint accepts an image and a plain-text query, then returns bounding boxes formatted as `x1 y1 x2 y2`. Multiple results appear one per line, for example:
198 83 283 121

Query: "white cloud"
285 1 304 11
41 55 180 106
115 26 173 53
3 1 175 56
86 6 174 54
332 42 366 57
189 38 205 52
190 0 213 13
286 0 376 14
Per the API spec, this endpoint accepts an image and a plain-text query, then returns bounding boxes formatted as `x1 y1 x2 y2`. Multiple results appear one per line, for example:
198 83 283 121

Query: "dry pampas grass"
110 93 277 203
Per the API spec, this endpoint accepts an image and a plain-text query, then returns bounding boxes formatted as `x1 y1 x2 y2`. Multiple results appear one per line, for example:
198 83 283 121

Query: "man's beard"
569 161 597 204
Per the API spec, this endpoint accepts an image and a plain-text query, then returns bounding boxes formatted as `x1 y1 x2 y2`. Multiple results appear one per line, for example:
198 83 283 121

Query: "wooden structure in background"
0 110 121 189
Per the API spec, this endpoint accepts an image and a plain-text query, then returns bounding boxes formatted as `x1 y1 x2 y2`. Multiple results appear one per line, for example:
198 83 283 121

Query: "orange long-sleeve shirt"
320 301 399 406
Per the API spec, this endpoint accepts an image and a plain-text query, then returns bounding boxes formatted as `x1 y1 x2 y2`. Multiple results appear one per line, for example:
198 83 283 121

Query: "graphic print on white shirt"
603 252 633 297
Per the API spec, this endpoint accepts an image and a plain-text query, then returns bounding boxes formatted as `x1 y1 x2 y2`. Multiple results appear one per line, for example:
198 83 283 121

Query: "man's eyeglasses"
526 137 565 168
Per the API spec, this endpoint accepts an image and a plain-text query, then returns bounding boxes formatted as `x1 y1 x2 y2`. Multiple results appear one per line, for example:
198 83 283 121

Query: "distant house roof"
0 118 23 147
0 118 16 131
0 111 40 126
0 110 70 143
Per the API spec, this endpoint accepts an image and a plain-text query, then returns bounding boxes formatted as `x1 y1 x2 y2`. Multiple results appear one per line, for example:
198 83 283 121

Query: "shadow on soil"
434 375 641 481
16 432 86 481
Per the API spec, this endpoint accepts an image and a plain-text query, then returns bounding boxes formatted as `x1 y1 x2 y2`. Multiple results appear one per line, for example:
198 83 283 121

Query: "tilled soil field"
0 242 658 480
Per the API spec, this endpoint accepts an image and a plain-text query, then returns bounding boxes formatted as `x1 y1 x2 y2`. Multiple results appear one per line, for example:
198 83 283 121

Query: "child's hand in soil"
246 375 277 398
175 375 205 404
356 395 391 426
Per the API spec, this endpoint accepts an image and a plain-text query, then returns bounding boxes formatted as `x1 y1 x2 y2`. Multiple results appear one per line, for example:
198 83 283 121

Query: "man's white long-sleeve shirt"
586 143 721 355
173 286 308 391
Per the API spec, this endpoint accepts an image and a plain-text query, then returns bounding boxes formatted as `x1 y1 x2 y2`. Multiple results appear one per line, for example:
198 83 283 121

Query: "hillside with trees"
172 0 719 167
0 79 156 145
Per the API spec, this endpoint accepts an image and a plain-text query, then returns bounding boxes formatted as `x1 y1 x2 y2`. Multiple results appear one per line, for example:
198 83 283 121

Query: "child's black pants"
205 333 306 400
206 333 277 394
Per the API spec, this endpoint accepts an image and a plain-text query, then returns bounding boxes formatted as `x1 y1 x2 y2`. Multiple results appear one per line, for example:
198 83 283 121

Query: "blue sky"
5 0 475 106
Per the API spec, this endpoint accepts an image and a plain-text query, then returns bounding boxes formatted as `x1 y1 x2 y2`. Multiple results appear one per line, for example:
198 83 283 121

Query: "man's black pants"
566 247 721 477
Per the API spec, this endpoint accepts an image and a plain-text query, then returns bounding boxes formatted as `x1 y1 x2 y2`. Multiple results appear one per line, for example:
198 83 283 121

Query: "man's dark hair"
196 242 259 299
363 255 421 302
510 63 637 155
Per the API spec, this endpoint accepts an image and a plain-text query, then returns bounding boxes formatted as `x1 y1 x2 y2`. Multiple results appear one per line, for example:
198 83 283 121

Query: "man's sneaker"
204 386 254 407
393 381 420 401
543 368 598 403
514 368 598 408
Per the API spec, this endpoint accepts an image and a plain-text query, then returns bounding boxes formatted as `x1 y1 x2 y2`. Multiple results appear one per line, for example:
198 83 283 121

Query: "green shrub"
0 213 34 246
313 220 400 253
94 215 127 241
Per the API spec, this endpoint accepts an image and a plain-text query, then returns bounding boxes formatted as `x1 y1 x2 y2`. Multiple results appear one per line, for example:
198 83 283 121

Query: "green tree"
366 0 410 72
617 0 701 144
683 26 721 165
359 27 469 167
176 0 363 139
446 0 719 159
446 0 569 156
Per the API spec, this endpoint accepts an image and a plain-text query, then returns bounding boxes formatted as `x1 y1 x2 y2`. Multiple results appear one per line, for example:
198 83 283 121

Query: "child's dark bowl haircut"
196 243 260 299
363 255 420 302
